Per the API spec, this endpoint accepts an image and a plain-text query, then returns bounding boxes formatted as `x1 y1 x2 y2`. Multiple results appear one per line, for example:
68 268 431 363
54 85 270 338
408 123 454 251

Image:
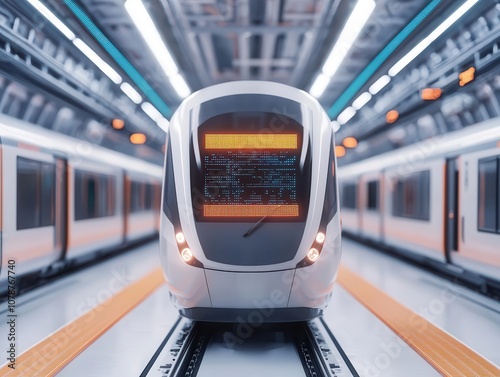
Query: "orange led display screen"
204 205 299 217
194 112 308 222
204 134 298 150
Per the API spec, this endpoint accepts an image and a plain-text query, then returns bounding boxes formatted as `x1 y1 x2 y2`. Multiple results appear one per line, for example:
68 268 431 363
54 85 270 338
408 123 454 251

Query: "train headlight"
297 231 326 267
315 232 325 244
307 248 320 262
181 248 193 263
176 232 185 244
174 230 203 267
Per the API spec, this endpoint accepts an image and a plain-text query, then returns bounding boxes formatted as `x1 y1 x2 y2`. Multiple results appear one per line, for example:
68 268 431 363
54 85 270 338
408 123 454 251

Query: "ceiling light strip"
337 107 357 125
310 73 330 99
368 75 391 95
327 0 442 118
64 0 172 118
26 0 75 40
170 73 192 98
352 92 372 110
120 82 142 104
321 0 376 78
73 38 122 84
124 0 177 76
388 0 479 76
309 0 376 98
124 0 191 98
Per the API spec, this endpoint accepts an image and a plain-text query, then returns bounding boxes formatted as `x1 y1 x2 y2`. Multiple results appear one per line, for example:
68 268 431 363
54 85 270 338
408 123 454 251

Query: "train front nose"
203 269 293 311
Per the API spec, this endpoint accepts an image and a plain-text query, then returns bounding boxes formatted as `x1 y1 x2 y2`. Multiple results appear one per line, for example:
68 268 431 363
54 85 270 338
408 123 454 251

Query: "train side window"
103 175 116 216
367 180 379 210
105 175 116 216
392 171 430 221
87 176 97 218
130 181 154 213
478 157 498 233
145 183 154 210
130 181 141 213
75 170 116 220
17 157 55 230
342 183 357 209
98 175 116 217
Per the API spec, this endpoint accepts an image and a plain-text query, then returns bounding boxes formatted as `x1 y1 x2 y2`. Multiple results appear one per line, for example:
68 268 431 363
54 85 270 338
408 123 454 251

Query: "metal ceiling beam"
161 0 213 87
237 0 251 79
191 25 310 34
233 58 295 67
199 32 221 81
260 0 280 80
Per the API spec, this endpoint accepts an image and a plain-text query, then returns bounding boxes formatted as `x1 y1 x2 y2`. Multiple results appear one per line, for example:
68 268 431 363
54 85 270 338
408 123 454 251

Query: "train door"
445 158 459 261
360 173 383 242
379 170 385 244
54 157 67 261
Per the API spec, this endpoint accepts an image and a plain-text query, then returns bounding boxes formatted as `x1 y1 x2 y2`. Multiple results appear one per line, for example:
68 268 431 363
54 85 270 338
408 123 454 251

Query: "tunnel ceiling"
2 0 498 165
63 0 434 109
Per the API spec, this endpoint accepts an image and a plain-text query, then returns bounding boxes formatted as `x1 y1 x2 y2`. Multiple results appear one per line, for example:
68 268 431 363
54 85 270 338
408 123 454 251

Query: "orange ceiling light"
459 67 475 86
204 134 297 150
343 136 358 148
130 133 146 144
335 145 346 158
112 119 125 130
421 88 442 101
386 110 399 124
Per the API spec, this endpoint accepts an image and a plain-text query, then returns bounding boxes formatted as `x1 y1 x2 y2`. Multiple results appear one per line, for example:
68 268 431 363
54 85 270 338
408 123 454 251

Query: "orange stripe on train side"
337 266 500 377
0 268 165 377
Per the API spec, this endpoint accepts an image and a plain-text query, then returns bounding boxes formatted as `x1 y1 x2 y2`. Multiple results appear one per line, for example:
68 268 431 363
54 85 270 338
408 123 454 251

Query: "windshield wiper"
243 205 282 238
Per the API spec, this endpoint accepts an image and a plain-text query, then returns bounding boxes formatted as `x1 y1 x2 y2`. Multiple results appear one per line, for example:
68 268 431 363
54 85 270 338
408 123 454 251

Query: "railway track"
141 317 358 377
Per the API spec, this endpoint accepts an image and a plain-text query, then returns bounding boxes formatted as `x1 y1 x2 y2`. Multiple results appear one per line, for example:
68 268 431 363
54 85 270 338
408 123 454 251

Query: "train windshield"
192 110 310 222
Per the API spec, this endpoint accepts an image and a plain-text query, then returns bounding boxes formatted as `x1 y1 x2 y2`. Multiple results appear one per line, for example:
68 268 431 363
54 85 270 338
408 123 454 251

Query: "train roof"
338 118 500 178
0 113 163 178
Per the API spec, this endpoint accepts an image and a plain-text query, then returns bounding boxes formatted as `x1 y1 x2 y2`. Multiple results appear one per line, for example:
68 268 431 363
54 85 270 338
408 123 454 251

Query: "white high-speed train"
160 81 341 322
0 114 162 295
339 118 500 289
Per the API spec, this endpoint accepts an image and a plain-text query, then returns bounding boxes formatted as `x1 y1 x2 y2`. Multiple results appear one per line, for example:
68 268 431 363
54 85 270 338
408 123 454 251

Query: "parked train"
160 81 341 322
0 114 162 295
339 118 500 289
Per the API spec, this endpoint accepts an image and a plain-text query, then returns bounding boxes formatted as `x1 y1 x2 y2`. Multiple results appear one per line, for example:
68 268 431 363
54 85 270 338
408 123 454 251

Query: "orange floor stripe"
337 265 500 377
0 267 165 377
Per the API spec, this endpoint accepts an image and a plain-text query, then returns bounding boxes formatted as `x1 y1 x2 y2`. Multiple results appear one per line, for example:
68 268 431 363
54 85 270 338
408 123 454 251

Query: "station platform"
0 240 499 377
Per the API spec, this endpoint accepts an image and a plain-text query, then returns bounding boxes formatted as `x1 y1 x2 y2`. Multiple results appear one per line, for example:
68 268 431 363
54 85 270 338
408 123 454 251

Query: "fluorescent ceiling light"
389 0 479 76
331 121 341 133
352 92 372 110
337 107 356 125
327 0 442 118
125 0 191 98
27 0 75 40
141 102 162 122
125 0 179 79
65 0 172 117
156 117 170 132
310 73 330 98
322 0 376 77
170 73 192 98
120 82 142 104
309 0 375 98
369 75 391 95
73 38 122 84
